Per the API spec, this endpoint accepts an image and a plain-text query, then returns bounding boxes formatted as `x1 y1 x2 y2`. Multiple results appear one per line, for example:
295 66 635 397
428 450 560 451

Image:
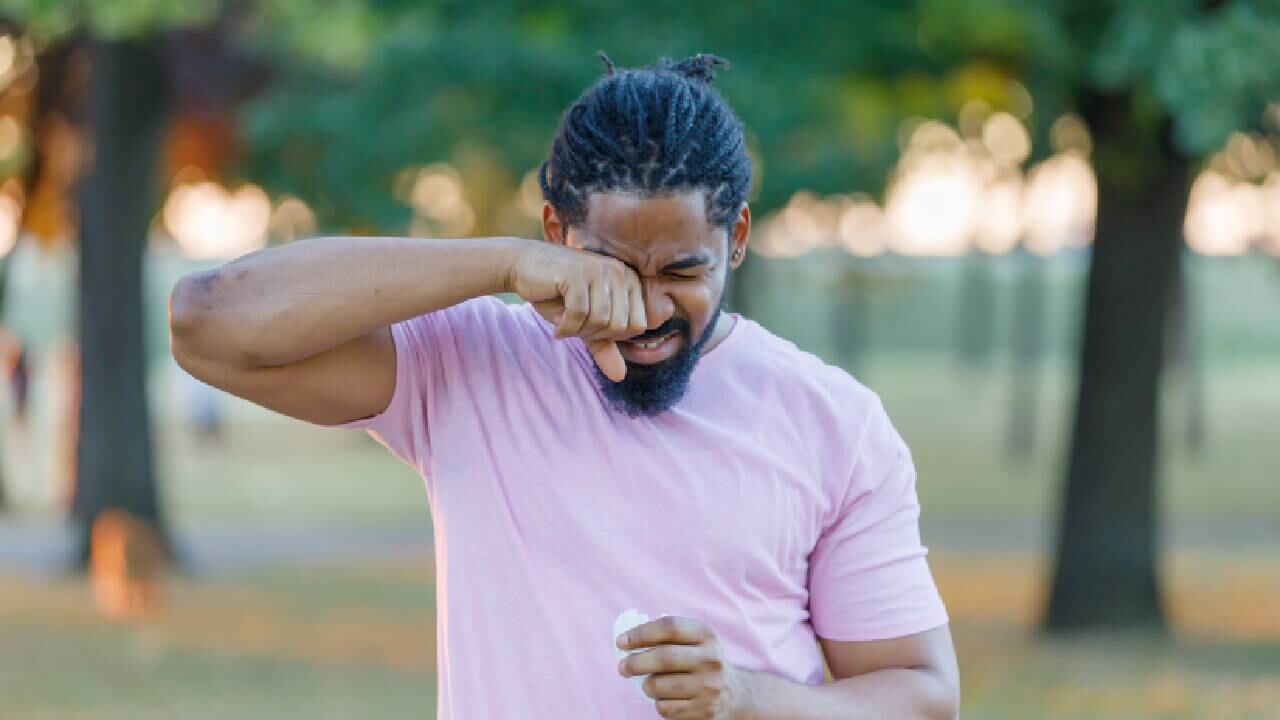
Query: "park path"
0 516 433 575
1 515 1275 574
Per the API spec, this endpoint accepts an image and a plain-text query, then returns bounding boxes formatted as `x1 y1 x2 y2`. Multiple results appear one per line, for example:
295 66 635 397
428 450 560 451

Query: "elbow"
169 270 227 370
169 273 207 338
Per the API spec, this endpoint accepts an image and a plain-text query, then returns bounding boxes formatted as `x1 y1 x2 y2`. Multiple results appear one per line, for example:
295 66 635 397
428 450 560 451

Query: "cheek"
670 281 721 331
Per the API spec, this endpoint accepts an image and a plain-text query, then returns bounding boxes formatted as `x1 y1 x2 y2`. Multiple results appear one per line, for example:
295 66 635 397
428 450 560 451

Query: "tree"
1 3 254 566
917 0 1280 631
69 36 171 563
1044 2 1279 631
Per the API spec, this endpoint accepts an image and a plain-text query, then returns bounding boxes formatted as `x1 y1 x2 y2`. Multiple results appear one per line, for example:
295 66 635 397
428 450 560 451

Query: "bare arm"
168 236 520 425
616 616 957 719
169 234 647 426
736 625 960 719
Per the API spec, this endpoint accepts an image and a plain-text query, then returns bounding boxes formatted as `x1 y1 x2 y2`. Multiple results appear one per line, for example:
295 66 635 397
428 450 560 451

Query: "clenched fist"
506 240 649 381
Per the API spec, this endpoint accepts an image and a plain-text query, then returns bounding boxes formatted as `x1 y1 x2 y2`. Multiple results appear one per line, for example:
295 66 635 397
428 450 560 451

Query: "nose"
641 280 674 331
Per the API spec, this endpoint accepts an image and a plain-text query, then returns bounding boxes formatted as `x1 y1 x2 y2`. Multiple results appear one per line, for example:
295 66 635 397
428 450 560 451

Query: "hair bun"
670 53 730 83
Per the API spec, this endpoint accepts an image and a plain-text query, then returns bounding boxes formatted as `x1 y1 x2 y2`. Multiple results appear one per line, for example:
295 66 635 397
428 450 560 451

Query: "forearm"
735 666 958 720
169 235 520 367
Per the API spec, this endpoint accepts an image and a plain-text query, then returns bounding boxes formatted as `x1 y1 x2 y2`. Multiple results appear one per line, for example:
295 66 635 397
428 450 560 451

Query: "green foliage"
1154 2 1280 152
0 0 217 39
238 1 943 230
3 0 1278 231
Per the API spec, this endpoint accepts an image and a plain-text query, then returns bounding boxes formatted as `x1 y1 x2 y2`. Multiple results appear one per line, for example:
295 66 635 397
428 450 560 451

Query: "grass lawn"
3 548 1278 719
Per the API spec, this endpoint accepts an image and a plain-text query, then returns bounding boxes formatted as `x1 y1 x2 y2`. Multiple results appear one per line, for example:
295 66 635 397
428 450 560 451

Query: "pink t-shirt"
335 296 947 719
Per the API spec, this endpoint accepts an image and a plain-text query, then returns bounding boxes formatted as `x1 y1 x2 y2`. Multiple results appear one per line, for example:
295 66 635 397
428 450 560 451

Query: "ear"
542 203 567 246
728 203 751 269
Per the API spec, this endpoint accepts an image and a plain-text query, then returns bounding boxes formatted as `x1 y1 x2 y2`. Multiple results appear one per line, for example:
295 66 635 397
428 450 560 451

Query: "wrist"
487 236 530 295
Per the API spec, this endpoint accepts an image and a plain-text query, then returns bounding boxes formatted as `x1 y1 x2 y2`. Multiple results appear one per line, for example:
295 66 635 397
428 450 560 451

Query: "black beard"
594 297 726 418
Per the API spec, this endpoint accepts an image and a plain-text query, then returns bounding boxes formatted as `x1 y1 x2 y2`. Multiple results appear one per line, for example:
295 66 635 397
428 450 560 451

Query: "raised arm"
168 235 647 425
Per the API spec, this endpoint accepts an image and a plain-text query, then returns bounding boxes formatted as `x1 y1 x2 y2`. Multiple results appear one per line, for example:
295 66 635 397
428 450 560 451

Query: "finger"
556 283 589 338
582 280 613 338
532 299 565 326
642 673 698 700
627 274 648 338
605 277 632 339
655 698 694 719
588 339 626 382
620 616 713 650
620 644 705 677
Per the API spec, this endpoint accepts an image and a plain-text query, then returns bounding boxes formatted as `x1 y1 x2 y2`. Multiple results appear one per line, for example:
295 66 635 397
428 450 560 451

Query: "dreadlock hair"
538 52 752 233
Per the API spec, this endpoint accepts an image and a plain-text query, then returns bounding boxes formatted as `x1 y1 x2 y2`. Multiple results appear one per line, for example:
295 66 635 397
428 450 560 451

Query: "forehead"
573 190 725 265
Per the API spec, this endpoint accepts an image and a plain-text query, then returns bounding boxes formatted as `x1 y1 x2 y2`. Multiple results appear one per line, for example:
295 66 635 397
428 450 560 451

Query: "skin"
168 189 959 719
534 191 748 376
618 616 958 720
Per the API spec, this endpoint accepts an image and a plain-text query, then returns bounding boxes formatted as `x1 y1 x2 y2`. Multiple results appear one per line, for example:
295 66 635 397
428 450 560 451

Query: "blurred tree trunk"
1166 254 1205 452
70 37 171 565
830 262 870 376
1008 249 1045 459
955 253 996 369
1045 93 1187 632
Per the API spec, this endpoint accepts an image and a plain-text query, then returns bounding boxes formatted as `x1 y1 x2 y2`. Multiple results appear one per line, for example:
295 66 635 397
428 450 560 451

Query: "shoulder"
732 318 883 431
729 319 905 484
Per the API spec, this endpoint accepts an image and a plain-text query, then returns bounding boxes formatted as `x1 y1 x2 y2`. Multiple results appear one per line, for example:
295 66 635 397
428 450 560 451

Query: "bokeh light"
1050 113 1093 156
836 194 888 257
885 152 980 257
1021 152 1097 256
1183 170 1263 256
972 174 1024 255
268 196 317 243
1260 172 1280 256
162 181 272 259
0 192 20 258
404 163 476 237
981 112 1031 167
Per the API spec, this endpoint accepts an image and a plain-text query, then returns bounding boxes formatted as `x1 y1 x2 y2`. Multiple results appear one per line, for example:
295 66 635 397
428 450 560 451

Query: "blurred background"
0 2 1278 718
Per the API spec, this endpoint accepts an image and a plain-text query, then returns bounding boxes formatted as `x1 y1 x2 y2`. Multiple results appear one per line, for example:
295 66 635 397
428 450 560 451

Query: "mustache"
631 317 690 342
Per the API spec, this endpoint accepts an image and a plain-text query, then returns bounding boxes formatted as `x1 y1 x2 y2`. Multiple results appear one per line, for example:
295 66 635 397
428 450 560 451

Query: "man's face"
543 190 749 416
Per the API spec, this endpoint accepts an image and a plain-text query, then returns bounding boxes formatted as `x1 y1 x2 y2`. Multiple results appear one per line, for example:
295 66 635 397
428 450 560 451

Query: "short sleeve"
324 296 525 473
328 312 437 471
807 400 949 642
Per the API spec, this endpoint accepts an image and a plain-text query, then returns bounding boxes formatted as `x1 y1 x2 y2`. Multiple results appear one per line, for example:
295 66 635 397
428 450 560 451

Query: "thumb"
532 299 565 326
588 339 627 382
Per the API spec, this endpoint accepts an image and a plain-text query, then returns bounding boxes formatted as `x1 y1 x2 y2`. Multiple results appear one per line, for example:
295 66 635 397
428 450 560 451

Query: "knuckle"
656 646 678 666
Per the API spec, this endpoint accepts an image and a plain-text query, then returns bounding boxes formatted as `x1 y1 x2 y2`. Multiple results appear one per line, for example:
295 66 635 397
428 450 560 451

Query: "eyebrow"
582 246 713 274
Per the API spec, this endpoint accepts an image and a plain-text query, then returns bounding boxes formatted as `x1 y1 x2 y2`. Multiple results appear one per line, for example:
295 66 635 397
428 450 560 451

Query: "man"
170 54 960 719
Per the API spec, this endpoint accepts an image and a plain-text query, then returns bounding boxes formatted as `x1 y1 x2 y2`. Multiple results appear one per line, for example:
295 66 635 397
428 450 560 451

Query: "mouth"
618 331 682 365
